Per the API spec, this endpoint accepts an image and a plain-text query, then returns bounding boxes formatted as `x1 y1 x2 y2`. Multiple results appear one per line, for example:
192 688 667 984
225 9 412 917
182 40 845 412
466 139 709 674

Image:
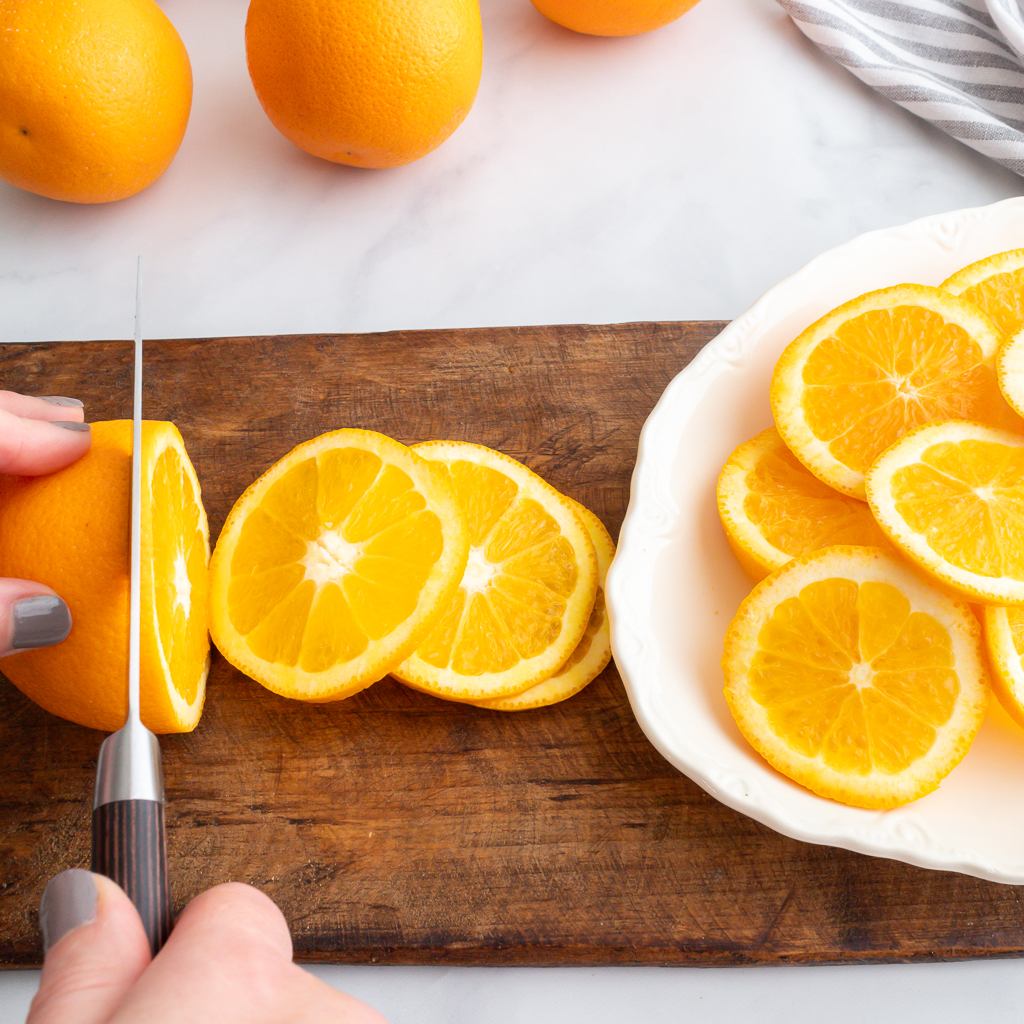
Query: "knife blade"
90 260 172 955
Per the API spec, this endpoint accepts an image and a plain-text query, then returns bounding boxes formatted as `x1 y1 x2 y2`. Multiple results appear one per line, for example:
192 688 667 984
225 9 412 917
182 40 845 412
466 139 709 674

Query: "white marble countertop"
2 0 1024 1019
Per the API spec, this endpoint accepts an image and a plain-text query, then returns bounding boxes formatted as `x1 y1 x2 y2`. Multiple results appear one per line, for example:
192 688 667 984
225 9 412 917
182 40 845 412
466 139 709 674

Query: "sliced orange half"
866 420 1024 605
981 604 1024 730
717 426 892 580
0 420 209 733
472 500 614 711
723 545 989 809
770 283 1010 500
208 429 470 702
392 441 599 703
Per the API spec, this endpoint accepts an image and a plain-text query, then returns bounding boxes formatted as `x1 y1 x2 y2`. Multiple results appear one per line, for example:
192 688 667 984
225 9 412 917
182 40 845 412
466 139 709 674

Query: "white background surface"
2 0 1024 1019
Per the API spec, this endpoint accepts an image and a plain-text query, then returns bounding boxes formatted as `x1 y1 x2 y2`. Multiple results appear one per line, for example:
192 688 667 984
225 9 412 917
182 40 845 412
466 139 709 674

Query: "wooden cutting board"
2 322 1023 968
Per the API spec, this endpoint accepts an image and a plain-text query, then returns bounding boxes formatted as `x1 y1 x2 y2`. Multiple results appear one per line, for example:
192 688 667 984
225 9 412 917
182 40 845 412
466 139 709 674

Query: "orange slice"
472 500 614 711
0 420 209 733
208 429 469 702
770 284 1010 500
717 426 891 580
392 441 598 703
723 545 989 809
941 248 1024 338
866 420 1024 605
981 604 1024 729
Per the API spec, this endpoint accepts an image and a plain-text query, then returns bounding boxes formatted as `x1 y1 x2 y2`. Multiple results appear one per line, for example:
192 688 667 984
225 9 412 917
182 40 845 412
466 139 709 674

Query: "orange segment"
723 546 989 809
717 426 892 580
770 284 1012 499
866 420 1024 605
208 429 469 702
392 441 598 702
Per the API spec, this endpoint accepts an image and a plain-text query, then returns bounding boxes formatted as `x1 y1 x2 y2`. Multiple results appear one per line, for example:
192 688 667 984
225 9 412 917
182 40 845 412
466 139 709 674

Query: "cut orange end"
392 441 599 703
723 545 989 809
717 426 892 580
472 500 614 711
770 284 1012 500
0 420 209 733
208 429 470 702
866 420 1024 605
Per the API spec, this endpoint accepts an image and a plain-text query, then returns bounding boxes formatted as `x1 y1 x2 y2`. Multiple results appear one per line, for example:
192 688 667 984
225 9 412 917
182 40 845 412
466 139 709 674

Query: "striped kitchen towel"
775 0 1024 176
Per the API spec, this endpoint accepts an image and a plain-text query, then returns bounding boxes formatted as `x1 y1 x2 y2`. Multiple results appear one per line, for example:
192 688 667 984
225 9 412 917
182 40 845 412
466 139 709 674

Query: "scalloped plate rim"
607 196 1024 885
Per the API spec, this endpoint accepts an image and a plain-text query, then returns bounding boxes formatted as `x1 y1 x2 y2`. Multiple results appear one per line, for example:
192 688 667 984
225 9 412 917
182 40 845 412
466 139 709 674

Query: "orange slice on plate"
392 441 599 703
941 248 1024 338
717 426 891 580
208 429 469 702
723 545 989 809
981 604 1024 730
866 420 1024 605
770 283 1010 500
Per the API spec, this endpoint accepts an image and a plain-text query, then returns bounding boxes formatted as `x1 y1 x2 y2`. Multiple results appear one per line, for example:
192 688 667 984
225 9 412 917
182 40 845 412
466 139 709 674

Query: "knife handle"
91 799 172 955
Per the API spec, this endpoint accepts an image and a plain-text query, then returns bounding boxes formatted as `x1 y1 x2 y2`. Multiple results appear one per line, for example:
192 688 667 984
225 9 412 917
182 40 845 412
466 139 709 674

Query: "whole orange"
530 0 701 35
245 0 483 168
0 0 192 203
0 421 210 734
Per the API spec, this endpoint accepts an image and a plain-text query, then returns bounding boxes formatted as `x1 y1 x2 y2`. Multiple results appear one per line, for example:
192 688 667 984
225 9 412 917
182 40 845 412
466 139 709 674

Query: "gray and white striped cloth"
775 0 1024 176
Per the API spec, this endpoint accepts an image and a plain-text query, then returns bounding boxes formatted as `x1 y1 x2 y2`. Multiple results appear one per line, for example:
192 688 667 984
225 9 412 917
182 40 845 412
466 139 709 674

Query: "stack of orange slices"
718 250 1024 809
209 431 611 711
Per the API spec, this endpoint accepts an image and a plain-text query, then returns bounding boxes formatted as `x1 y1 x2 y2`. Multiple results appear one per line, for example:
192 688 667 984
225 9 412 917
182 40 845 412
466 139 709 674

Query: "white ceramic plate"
608 197 1024 885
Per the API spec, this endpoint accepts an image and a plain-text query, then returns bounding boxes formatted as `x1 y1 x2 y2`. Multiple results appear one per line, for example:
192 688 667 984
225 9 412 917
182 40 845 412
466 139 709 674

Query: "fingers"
27 871 153 1024
0 578 71 657
0 401 90 477
0 391 85 423
110 883 389 1024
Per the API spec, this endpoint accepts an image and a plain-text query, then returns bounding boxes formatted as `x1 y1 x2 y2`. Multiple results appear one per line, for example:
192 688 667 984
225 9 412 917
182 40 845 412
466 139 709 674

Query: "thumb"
0 578 72 657
27 870 152 1024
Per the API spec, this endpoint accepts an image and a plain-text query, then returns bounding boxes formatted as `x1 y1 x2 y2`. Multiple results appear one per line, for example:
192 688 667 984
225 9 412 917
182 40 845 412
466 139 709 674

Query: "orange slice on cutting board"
472 500 614 711
392 441 599 703
208 429 469 702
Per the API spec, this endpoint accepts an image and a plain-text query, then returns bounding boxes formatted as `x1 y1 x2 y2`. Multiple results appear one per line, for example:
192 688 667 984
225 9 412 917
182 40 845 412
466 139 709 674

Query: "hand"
0 391 92 657
28 872 388 1024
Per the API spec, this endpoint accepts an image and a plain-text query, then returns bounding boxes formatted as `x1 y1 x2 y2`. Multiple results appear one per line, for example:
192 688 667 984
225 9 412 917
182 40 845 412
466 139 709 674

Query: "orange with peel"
0 421 209 733
245 0 482 168
530 0 701 35
0 0 192 203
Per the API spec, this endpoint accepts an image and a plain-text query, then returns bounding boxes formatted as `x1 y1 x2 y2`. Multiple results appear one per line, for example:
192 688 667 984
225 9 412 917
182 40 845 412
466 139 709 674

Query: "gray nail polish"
50 421 91 432
39 396 84 408
40 870 98 953
11 596 72 650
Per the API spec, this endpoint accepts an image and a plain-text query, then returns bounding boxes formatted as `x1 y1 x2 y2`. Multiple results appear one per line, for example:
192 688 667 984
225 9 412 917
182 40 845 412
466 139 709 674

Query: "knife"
90 262 172 955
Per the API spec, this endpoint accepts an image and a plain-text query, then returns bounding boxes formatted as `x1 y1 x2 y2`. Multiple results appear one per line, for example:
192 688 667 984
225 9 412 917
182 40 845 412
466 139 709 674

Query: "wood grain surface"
2 323 1024 968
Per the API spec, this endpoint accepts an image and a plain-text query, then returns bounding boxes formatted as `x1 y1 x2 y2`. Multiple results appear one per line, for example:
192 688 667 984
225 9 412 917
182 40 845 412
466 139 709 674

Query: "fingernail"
11 596 72 650
49 421 91 432
39 396 84 408
40 870 97 953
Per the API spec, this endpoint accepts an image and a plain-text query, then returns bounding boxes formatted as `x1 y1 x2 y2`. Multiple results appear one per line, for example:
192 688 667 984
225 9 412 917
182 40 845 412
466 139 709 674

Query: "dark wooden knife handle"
91 799 172 955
